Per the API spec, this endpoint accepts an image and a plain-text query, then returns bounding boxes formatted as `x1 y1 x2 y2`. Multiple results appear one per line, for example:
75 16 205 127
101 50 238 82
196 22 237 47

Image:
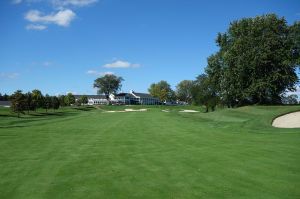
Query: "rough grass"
0 105 299 198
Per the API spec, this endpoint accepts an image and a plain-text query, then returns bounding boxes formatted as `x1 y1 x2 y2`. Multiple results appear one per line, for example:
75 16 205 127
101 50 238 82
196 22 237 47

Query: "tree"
0 93 8 101
31 89 44 110
148 80 175 102
93 74 124 102
282 94 299 104
65 93 75 106
176 80 194 104
44 94 52 112
10 90 26 117
24 92 34 114
80 95 88 105
2 93 10 101
51 96 60 111
289 22 300 66
205 14 299 106
58 95 66 107
191 74 218 112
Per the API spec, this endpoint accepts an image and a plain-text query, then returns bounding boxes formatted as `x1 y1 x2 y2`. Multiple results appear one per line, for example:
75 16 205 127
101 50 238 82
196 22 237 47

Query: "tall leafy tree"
176 80 194 103
148 80 175 102
58 95 66 107
44 94 52 112
65 93 75 106
93 74 124 101
32 89 44 110
206 14 299 106
24 92 34 114
10 90 26 117
51 96 60 111
80 95 88 105
191 74 218 112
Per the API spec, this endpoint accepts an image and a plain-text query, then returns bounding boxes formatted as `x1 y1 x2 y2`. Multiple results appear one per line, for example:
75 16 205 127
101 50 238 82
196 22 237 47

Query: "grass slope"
0 106 300 198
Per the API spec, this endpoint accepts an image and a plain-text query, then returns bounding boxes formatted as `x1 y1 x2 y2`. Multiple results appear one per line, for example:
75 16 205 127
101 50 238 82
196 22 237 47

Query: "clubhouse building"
74 90 160 105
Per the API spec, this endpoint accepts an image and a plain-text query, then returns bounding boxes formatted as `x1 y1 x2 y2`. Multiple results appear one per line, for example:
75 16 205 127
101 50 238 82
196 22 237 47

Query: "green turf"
0 105 300 198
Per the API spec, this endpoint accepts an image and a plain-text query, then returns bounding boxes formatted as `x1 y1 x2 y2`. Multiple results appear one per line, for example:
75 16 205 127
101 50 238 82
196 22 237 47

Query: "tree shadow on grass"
0 110 83 129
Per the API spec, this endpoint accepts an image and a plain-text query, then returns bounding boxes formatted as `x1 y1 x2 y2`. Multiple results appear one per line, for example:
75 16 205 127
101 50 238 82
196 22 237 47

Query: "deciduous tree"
148 80 175 102
10 90 26 117
93 74 124 102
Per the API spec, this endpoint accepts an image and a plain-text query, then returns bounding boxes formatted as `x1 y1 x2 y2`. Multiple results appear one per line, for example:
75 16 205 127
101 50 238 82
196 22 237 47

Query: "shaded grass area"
0 105 299 198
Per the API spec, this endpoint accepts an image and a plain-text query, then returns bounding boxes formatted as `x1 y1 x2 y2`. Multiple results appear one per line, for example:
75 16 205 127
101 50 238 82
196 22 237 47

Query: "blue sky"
0 0 299 95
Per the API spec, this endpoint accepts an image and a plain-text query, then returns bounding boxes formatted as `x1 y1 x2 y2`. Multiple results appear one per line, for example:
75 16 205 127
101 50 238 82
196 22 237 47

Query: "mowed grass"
0 105 300 198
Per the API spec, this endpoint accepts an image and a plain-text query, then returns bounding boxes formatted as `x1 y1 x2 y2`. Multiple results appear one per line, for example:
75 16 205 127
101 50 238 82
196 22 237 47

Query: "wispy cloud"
25 9 76 27
11 0 23 4
0 72 20 79
86 70 114 76
26 24 47 30
51 0 98 8
103 60 140 68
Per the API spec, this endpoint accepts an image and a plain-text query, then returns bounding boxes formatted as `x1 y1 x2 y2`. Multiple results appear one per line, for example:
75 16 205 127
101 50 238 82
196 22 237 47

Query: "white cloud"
26 24 47 30
25 9 76 27
86 70 114 76
0 72 20 79
51 0 98 8
103 60 141 68
11 0 23 4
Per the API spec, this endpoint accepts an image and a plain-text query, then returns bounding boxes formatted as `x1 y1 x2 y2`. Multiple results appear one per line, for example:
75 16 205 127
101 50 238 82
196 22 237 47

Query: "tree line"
7 90 88 117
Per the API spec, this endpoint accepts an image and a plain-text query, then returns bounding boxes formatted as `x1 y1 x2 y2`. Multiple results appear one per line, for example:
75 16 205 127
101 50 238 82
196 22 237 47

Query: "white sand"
272 111 300 128
105 109 147 113
162 110 170 112
179 110 199 113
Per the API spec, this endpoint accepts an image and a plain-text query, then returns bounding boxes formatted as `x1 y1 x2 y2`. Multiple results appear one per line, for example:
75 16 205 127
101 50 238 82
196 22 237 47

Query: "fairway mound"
179 110 199 113
272 111 300 128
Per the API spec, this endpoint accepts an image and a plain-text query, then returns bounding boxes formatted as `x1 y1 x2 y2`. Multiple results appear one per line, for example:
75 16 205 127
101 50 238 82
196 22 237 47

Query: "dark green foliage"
176 80 194 103
191 74 218 112
58 95 66 106
64 93 75 106
31 89 44 109
93 74 124 100
289 22 300 65
80 95 88 104
44 94 52 112
24 92 34 114
51 96 60 110
206 14 299 106
10 90 26 117
0 93 10 101
148 80 175 102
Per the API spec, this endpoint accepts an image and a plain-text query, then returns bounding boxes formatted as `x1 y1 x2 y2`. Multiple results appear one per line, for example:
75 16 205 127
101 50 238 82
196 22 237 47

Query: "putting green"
0 105 300 199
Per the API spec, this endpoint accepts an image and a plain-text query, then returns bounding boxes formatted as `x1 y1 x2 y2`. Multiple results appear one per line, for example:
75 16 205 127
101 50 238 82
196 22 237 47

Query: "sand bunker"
179 110 199 113
162 110 170 112
105 109 147 113
272 111 300 128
